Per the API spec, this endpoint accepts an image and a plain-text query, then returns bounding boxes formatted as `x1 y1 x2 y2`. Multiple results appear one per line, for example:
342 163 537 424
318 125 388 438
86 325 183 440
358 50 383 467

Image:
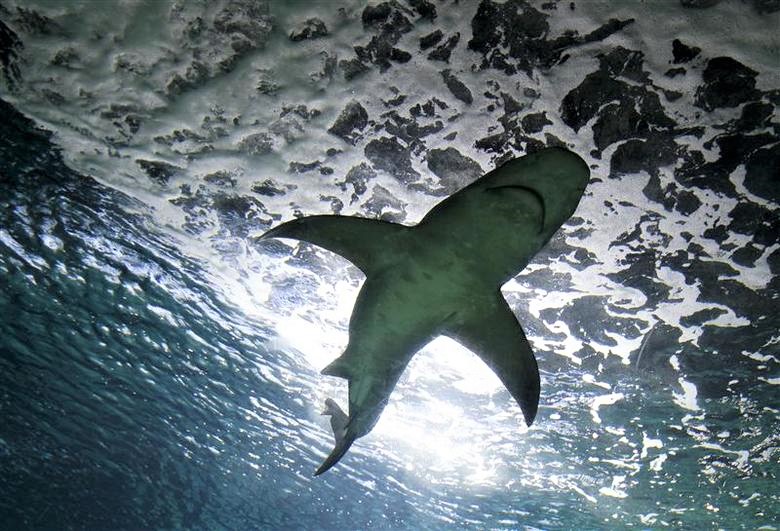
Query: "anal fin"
321 357 352 379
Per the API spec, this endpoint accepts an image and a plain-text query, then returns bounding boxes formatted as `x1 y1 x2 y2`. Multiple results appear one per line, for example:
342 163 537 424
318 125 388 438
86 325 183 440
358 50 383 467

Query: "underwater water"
1 0 778 529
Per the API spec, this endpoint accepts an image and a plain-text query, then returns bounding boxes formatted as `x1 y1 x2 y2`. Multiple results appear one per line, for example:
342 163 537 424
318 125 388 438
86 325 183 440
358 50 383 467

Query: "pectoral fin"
260 215 408 275
445 293 540 426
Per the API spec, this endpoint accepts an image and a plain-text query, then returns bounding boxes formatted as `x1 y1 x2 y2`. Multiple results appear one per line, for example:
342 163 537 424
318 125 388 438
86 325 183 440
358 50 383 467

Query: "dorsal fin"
259 215 408 275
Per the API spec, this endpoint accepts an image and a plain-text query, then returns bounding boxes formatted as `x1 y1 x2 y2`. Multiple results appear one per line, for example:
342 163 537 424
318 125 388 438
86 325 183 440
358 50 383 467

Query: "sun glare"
370 337 523 483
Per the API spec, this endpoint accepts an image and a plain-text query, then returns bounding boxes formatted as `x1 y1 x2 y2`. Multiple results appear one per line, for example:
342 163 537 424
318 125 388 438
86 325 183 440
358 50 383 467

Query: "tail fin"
315 398 353 476
314 430 356 476
322 398 349 442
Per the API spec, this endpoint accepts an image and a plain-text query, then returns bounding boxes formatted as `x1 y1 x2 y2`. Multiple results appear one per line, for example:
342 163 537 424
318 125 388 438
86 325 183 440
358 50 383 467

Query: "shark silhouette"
261 147 590 475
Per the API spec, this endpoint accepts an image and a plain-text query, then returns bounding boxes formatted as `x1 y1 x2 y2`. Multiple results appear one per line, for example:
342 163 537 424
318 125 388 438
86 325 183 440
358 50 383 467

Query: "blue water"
2 99 778 529
0 101 306 528
2 0 780 526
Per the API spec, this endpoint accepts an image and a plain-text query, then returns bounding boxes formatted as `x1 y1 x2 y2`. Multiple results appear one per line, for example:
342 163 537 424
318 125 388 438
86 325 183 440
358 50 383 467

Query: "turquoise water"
0 102 303 528
2 99 778 529
1 0 779 527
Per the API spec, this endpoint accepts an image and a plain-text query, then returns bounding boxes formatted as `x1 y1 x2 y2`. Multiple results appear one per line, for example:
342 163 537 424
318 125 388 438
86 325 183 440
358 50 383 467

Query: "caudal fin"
322 398 349 442
314 430 356 476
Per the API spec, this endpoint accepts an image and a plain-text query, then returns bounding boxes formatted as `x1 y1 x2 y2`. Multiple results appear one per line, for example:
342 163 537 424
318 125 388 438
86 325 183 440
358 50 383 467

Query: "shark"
261 146 590 475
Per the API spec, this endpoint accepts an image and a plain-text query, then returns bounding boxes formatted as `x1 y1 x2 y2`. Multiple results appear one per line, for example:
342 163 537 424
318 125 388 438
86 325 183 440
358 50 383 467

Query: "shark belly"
339 266 462 436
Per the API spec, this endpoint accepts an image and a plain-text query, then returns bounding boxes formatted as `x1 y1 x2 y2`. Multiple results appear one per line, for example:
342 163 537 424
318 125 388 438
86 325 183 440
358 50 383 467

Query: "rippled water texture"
1 1 779 529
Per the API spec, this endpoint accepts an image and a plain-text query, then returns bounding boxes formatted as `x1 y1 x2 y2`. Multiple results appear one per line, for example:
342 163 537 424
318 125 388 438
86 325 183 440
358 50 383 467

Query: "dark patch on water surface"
695 57 761 111
328 101 369 144
289 17 328 42
0 20 22 89
468 0 633 75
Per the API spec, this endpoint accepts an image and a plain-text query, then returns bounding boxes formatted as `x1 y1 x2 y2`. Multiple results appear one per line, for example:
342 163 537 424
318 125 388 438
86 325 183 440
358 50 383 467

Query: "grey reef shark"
261 147 590 475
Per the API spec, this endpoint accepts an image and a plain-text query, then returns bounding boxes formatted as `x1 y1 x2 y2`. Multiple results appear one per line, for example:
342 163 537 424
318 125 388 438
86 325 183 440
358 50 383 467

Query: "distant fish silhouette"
262 147 590 475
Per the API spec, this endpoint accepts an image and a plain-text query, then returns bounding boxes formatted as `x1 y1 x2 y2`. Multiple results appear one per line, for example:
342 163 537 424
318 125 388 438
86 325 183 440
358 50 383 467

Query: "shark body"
261 147 590 475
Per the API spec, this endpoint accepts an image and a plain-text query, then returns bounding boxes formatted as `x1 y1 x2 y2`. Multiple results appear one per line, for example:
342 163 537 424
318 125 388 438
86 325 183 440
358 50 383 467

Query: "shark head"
485 147 590 235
